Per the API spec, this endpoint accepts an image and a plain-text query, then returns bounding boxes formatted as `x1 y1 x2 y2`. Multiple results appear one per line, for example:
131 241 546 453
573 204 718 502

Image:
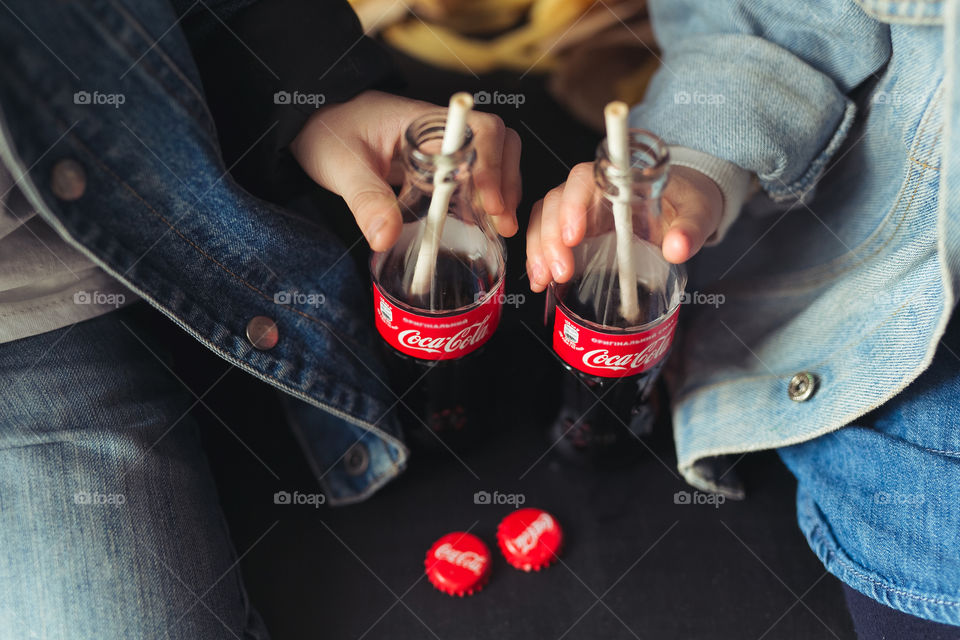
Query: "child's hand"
525 164 723 292
291 90 521 251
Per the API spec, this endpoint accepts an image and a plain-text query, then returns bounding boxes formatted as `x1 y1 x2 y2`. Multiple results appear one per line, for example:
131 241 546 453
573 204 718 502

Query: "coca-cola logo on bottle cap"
425 532 492 596
496 508 564 572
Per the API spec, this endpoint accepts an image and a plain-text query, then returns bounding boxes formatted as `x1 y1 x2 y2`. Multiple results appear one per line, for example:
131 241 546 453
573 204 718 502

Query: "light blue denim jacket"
632 0 960 624
633 0 957 494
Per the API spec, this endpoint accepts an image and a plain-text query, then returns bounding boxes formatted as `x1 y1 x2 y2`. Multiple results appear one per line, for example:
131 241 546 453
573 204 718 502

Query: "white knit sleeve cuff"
668 146 753 245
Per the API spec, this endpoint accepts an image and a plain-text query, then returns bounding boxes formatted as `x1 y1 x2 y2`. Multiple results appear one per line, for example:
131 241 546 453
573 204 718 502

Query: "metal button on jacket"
50 158 86 201
788 372 817 402
246 316 279 350
344 443 370 476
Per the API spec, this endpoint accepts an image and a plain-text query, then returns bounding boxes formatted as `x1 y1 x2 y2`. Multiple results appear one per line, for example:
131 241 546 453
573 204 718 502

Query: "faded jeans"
0 305 269 639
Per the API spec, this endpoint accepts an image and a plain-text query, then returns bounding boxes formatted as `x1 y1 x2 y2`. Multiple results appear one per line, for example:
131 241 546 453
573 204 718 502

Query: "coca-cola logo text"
433 542 487 575
511 513 555 555
397 315 492 355
582 336 672 372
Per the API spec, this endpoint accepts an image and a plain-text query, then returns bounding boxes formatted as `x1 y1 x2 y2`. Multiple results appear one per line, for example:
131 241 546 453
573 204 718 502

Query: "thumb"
338 167 402 252
312 148 402 252
291 127 402 252
660 167 723 264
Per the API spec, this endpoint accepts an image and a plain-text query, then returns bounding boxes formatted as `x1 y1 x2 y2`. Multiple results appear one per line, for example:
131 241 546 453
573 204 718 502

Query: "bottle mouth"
595 129 669 194
404 112 476 176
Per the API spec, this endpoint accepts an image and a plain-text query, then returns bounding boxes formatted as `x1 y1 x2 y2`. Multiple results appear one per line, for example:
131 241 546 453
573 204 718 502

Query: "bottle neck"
402 113 477 189
594 130 669 218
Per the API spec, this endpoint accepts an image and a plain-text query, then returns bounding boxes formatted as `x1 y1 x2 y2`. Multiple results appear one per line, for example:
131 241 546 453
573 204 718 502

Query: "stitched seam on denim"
60 129 362 351
909 156 942 171
776 84 940 288
103 0 208 110
90 4 211 120
719 82 943 295
854 0 945 18
811 524 960 607
64 1 207 123
786 73 943 284
921 445 960 456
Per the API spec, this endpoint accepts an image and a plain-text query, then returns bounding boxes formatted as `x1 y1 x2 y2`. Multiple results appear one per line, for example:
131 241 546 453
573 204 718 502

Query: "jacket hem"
798 493 960 626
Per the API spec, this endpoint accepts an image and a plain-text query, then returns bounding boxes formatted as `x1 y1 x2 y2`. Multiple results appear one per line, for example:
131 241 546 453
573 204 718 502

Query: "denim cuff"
853 0 944 25
630 34 857 202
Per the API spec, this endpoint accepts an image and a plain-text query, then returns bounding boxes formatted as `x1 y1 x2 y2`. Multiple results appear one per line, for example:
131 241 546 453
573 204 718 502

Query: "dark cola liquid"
549 277 670 467
378 248 499 455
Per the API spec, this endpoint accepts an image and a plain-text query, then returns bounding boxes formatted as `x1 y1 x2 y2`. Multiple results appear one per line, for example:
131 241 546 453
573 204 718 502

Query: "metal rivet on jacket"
50 159 86 201
788 372 817 402
344 443 370 476
246 316 279 350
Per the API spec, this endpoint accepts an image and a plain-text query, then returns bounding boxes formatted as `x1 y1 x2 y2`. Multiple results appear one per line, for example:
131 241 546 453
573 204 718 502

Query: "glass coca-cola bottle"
545 129 685 466
370 111 506 454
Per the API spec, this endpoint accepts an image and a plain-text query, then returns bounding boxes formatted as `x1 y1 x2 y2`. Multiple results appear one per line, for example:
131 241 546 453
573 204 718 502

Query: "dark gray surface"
194 331 854 640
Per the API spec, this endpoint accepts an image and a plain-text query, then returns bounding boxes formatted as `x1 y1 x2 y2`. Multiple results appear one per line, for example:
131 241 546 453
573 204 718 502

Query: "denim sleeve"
631 0 891 200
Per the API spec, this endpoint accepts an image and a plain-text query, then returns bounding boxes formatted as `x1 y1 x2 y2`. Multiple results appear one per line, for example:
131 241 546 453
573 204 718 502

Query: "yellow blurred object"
380 22 514 73
347 0 407 34
415 0 535 34
347 0 660 129
380 0 597 74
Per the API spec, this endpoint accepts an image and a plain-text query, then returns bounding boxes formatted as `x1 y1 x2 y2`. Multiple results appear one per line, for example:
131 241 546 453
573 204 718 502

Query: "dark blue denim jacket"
0 0 407 504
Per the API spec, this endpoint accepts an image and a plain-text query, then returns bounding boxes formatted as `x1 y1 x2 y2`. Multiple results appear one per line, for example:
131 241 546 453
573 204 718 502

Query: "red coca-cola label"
373 281 503 360
552 303 679 378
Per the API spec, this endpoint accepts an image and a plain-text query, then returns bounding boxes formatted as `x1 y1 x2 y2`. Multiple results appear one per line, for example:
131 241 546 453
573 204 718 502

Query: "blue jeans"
0 306 269 638
780 311 960 629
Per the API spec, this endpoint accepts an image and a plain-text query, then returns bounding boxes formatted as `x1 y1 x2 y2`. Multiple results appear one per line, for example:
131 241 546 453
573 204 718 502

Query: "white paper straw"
409 92 474 298
604 101 640 324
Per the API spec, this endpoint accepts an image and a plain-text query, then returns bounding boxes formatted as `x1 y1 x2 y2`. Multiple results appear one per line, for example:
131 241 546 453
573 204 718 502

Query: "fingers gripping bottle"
546 129 686 466
370 107 506 454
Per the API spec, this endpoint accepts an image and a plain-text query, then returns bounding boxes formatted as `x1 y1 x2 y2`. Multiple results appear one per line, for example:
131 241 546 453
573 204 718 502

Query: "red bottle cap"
425 532 492 596
497 508 564 571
